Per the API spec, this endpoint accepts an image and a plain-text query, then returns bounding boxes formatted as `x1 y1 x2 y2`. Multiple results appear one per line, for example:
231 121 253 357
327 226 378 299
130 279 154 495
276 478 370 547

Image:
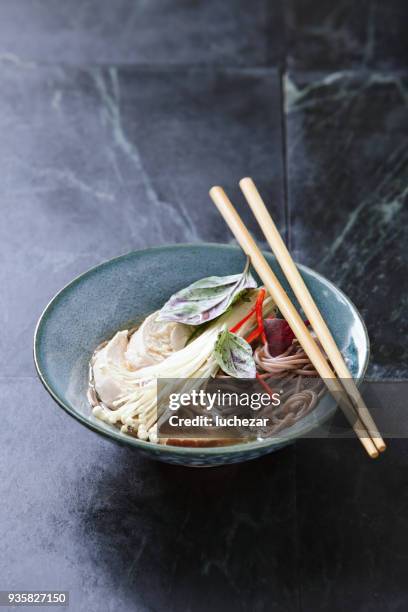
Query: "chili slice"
229 304 257 333
245 288 266 343
256 373 275 397
255 288 266 344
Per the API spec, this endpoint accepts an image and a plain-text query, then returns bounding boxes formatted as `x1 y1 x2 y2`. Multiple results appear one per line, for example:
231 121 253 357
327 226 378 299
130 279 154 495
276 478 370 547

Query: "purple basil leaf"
214 327 256 379
157 258 257 326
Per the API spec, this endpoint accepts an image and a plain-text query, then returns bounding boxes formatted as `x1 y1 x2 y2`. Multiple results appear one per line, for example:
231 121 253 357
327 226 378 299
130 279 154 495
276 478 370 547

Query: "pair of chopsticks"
209 178 385 458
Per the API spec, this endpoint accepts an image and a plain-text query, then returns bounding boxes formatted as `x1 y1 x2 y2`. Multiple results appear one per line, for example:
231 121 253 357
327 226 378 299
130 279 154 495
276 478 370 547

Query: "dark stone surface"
1 1 407 610
286 0 408 70
0 2 406 70
296 439 408 612
0 379 297 612
0 58 290 611
0 0 284 66
285 71 408 378
0 61 285 378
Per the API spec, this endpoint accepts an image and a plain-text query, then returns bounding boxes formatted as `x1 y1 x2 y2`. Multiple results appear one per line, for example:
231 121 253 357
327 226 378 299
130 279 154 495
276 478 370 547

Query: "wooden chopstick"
209 185 379 458
239 177 386 454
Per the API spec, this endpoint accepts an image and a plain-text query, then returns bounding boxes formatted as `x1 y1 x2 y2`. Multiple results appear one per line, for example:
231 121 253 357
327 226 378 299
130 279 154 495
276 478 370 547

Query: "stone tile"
296 438 408 611
286 0 408 70
284 71 408 377
0 62 285 377
0 0 284 66
0 378 298 612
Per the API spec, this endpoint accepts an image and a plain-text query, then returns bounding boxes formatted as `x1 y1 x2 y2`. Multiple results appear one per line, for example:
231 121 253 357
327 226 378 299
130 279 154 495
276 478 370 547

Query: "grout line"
0 55 284 73
294 441 302 612
0 375 38 381
279 67 291 248
281 17 300 604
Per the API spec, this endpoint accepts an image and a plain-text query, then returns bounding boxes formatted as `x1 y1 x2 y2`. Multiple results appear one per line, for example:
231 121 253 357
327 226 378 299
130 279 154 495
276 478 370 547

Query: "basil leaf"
214 327 256 379
157 258 257 326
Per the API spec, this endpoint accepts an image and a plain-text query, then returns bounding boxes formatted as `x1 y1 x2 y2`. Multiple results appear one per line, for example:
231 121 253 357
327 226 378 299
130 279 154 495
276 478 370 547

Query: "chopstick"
239 177 386 454
209 186 379 458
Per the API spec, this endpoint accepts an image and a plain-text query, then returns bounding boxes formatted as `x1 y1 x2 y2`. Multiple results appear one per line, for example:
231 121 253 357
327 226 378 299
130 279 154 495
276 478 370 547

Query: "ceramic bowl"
34 244 369 466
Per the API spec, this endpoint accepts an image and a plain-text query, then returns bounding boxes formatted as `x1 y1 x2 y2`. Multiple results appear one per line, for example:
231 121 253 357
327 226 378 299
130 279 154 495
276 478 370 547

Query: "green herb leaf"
157 258 257 326
214 327 256 379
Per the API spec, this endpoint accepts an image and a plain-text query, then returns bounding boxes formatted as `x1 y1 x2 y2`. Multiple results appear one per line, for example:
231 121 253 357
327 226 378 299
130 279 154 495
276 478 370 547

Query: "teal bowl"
34 244 369 467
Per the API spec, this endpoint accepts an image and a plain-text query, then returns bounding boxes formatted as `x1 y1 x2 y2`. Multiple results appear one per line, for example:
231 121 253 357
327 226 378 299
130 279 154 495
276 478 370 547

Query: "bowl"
34 244 369 466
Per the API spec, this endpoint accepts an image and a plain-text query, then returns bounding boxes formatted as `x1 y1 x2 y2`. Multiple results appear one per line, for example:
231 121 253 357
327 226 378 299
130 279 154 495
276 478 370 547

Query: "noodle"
254 339 317 377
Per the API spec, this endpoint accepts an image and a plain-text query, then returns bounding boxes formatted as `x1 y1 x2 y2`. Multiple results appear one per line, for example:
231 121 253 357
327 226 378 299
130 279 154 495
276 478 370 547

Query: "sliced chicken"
93 330 129 407
93 314 191 408
125 311 191 369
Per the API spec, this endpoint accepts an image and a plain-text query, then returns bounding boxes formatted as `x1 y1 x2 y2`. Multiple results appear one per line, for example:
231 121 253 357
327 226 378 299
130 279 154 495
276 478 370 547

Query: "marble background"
0 1 407 611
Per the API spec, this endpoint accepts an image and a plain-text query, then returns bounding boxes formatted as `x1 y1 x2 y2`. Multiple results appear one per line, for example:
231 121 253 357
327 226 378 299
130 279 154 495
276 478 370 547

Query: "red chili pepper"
245 289 266 343
255 289 266 343
229 304 257 333
256 373 275 397
229 288 267 335
245 327 261 344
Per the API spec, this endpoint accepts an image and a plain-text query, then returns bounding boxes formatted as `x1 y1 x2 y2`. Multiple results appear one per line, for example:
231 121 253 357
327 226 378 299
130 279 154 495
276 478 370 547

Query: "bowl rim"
34 242 370 457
